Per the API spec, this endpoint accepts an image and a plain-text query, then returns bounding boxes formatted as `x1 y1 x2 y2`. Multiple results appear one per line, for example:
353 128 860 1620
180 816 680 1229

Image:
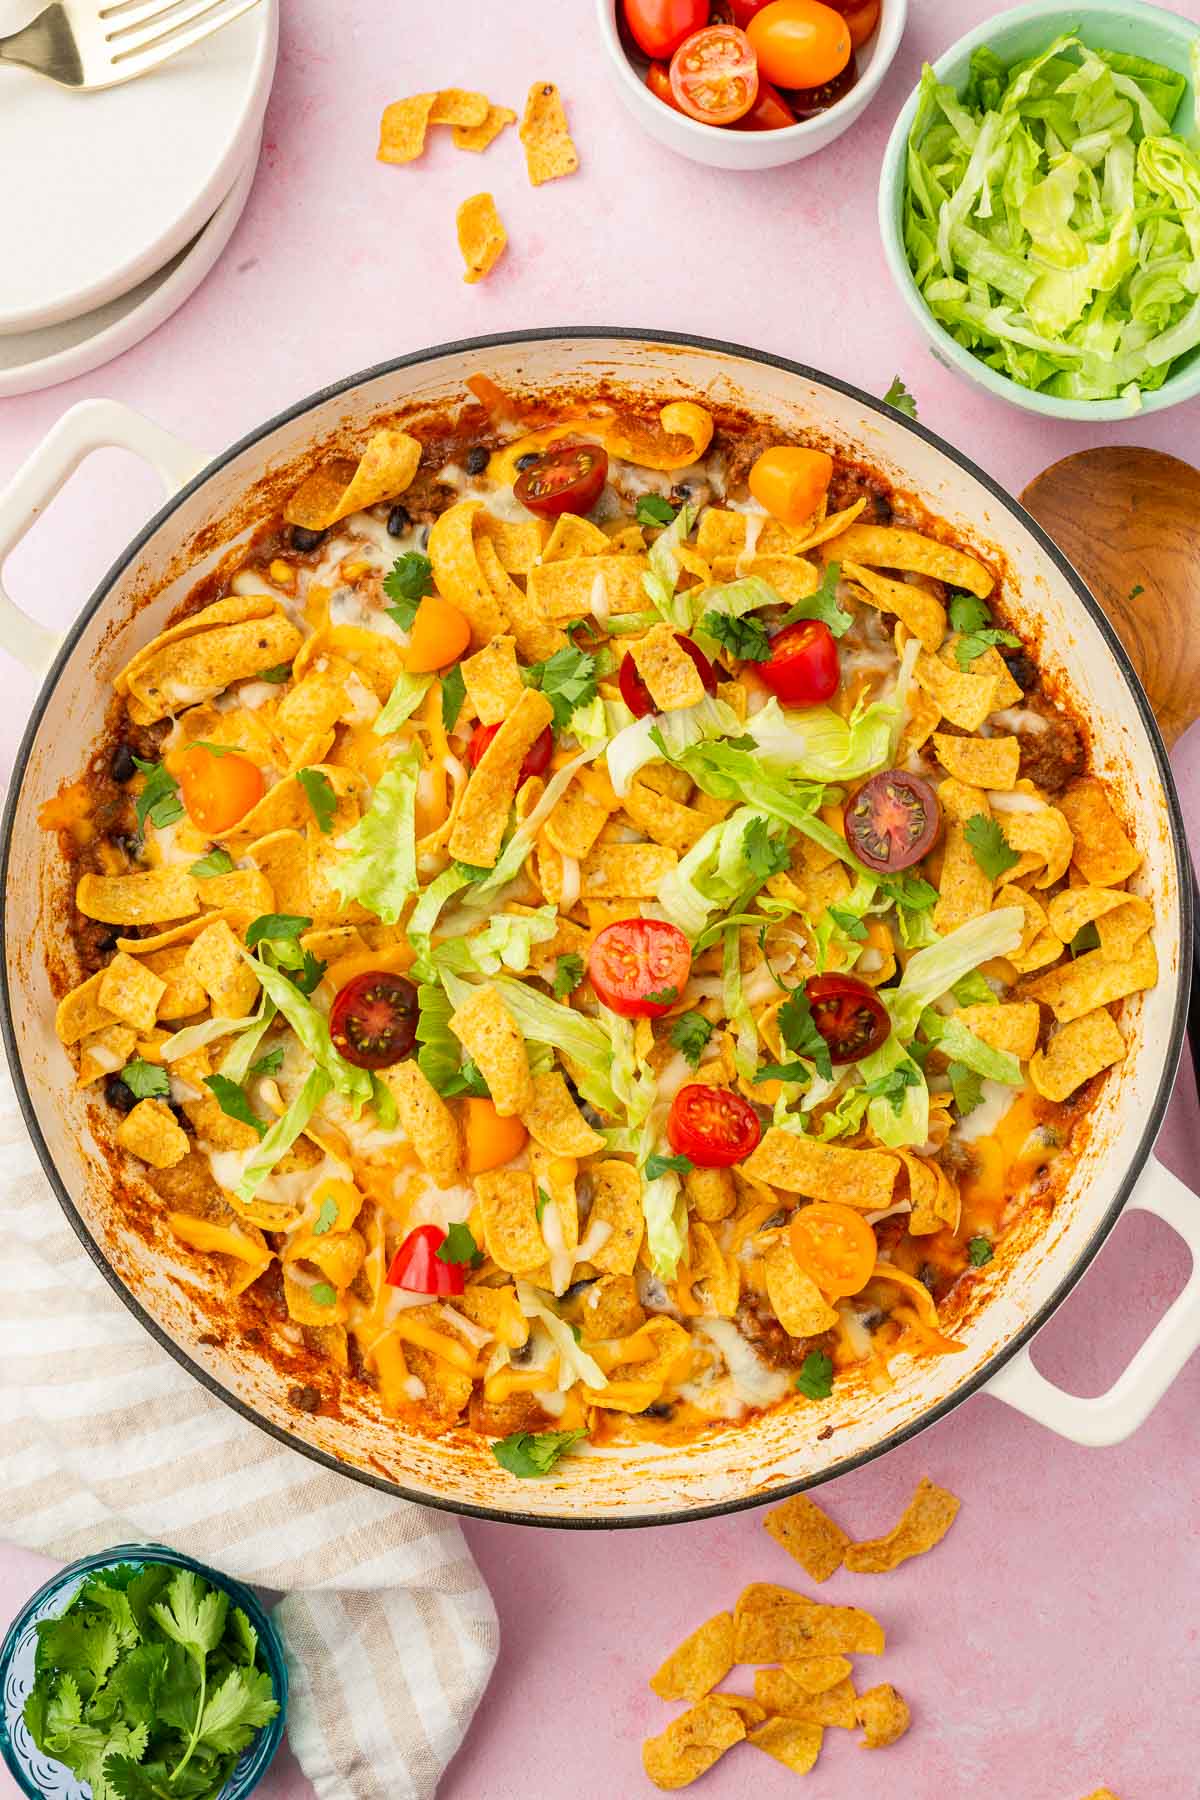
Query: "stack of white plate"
0 0 278 397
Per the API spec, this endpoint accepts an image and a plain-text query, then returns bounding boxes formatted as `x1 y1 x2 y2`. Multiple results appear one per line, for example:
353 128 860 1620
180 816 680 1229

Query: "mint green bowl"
878 0 1200 420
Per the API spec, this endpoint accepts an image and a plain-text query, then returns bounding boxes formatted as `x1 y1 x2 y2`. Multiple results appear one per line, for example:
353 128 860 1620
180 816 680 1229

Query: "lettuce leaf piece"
722 922 759 1080
887 907 1025 1041
434 907 559 978
641 501 696 629
608 693 740 798
514 1282 607 1389
407 867 471 979
444 970 622 1117
747 695 896 784
329 743 420 925
236 1068 333 1203
857 1035 930 1150
374 670 433 736
159 1010 266 1064
656 806 786 940
460 744 603 903
927 1012 1022 1085
640 1170 688 1280
240 954 372 1108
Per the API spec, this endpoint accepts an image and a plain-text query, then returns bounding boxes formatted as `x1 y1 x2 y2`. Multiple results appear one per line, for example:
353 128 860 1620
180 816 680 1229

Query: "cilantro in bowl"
902 32 1200 404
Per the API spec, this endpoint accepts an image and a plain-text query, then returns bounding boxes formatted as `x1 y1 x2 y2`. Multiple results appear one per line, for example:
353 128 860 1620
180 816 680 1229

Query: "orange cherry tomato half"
463 1097 528 1175
623 0 710 60
468 722 554 781
760 617 840 705
827 0 879 47
645 60 685 110
746 0 851 90
733 77 798 129
667 1083 762 1167
175 745 264 834
405 595 471 672
748 444 833 526
789 1201 876 1301
669 24 759 125
587 918 693 1019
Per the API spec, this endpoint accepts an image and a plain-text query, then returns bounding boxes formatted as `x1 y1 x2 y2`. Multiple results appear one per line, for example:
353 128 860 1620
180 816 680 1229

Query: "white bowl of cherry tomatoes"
598 0 906 168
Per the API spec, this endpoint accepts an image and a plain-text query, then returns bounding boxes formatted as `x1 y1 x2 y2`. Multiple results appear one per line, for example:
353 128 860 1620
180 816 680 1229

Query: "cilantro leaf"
827 905 868 942
755 1058 813 1083
192 1663 279 1757
553 953 585 998
963 813 1020 881
254 662 293 683
645 1151 693 1179
491 1427 587 1478
1128 582 1145 603
701 609 771 662
645 984 679 1005
948 593 1020 667
636 493 677 528
1070 922 1100 956
670 1011 713 1068
882 374 918 418
955 627 1021 668
884 872 938 911
119 1057 170 1101
441 662 466 733
951 970 996 1007
967 1235 994 1267
290 948 327 996
777 559 853 638
189 848 235 879
203 1074 266 1139
245 912 312 950
742 816 791 880
860 1064 921 1114
383 552 434 628
526 644 598 730
310 1282 338 1307
441 1056 490 1098
948 593 992 635
536 1186 550 1222
248 1047 284 1078
437 1221 482 1266
192 741 245 758
296 767 336 834
948 1060 984 1115
452 859 492 885
151 1570 228 1661
778 988 833 1082
131 757 183 833
795 1350 834 1400
312 1197 339 1236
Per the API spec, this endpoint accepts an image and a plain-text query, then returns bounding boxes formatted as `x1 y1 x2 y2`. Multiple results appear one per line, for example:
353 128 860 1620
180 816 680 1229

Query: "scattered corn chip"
1027 938 1157 1025
843 1476 960 1573
856 1683 911 1748
733 1587 884 1660
932 730 1021 790
285 430 422 531
378 93 436 163
824 524 993 596
746 1716 823 1775
743 1130 898 1210
1059 777 1140 886
763 1492 849 1583
97 951 166 1033
1029 1008 1125 1102
630 623 706 712
115 1098 189 1170
781 1656 853 1694
754 1668 857 1728
643 1696 745 1791
449 982 533 1116
521 1071 605 1156
453 102 517 152
383 1060 463 1186
649 1612 734 1703
457 192 507 284
764 1240 838 1338
430 87 489 127
520 81 579 186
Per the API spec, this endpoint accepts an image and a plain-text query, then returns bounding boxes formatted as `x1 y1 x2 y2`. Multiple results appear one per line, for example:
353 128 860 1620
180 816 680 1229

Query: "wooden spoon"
1022 446 1200 1091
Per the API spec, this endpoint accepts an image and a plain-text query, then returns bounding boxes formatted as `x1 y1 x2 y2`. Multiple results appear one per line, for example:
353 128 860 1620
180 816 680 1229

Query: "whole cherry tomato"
759 618 840 704
733 78 798 129
804 972 890 1063
726 0 774 23
746 0 851 89
468 722 554 781
666 1083 762 1167
645 60 685 110
844 770 941 872
174 744 264 834
386 1223 466 1296
618 633 717 718
514 442 609 520
669 24 758 124
587 918 693 1019
329 971 419 1069
623 0 710 60
789 1201 877 1300
826 0 879 47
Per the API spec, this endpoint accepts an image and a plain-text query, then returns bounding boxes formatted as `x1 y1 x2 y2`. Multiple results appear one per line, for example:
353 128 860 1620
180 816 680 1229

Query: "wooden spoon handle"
1021 446 1200 749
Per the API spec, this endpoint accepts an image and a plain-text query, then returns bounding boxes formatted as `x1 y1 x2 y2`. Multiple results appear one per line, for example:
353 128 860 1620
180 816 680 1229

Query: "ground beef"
827 463 893 524
399 468 463 524
735 1297 817 1372
1012 692 1085 793
938 1139 980 1181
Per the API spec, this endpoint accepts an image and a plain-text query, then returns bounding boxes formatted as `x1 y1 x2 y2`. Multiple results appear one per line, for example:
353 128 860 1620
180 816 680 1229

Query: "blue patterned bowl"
0 1544 288 1800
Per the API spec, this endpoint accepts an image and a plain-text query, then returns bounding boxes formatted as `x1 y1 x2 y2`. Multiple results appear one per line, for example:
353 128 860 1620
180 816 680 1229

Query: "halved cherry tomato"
386 1223 465 1296
667 1083 761 1167
618 633 718 718
804 972 890 1064
329 970 418 1069
746 0 851 89
786 48 858 116
406 595 471 672
790 1201 876 1300
588 918 692 1019
645 60 685 110
760 618 840 704
733 77 798 129
669 24 758 125
463 1097 527 1175
623 0 710 59
827 0 879 47
845 770 941 873
468 722 554 781
748 445 833 526
514 442 608 520
174 745 264 834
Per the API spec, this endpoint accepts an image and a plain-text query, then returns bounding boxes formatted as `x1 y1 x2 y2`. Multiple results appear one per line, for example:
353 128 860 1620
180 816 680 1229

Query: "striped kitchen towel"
0 1063 498 1800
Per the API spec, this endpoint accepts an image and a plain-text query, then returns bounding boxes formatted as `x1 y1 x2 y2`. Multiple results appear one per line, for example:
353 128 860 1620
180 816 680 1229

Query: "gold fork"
0 0 263 89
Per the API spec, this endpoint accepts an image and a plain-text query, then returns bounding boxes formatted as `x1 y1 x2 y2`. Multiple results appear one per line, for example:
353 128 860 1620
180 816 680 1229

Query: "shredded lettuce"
241 954 373 1108
608 694 740 798
515 1281 608 1389
747 695 897 784
641 1170 688 1280
460 744 602 903
926 1012 1022 1085
687 573 780 628
160 1010 265 1064
435 907 559 977
236 1068 333 1204
374 670 433 735
598 1005 657 1129
329 743 420 925
657 806 785 939
449 971 622 1117
722 924 758 1080
858 1036 930 1149
887 907 1025 1040
566 694 635 751
641 502 696 628
408 867 471 978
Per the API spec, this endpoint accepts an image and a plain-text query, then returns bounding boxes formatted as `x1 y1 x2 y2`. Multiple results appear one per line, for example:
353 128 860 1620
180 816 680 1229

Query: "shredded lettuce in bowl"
903 32 1200 404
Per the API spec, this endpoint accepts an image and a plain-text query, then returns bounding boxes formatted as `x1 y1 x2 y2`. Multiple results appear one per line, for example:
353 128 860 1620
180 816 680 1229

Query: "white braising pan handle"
0 399 208 678
986 1156 1200 1445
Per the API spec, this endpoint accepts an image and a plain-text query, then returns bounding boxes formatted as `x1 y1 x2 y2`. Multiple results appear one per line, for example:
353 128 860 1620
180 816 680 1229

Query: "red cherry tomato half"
385 1223 465 1297
329 971 418 1069
587 918 693 1019
667 1083 762 1167
645 59 685 110
623 0 710 60
733 77 798 129
514 442 608 520
759 617 840 704
617 633 718 718
845 770 941 873
669 24 758 125
804 972 891 1064
468 722 554 782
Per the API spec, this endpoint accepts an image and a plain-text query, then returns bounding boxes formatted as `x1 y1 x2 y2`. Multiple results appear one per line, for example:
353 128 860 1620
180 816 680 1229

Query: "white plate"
0 0 276 335
0 142 257 396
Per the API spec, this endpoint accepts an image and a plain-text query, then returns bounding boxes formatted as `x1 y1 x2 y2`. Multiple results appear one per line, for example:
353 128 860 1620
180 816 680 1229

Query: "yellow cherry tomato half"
789 1201 876 1301
175 744 264 834
748 444 834 527
463 1097 528 1175
746 0 851 91
405 595 472 673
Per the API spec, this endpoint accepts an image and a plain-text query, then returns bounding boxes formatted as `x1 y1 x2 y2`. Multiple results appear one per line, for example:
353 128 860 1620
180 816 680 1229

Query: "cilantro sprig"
296 767 336 835
670 1011 713 1068
383 552 434 630
553 953 585 998
948 593 1021 669
776 559 853 638
795 1350 834 1400
963 813 1020 881
491 1427 587 1478
636 493 676 528
645 1151 692 1179
701 610 771 663
526 644 598 730
131 757 183 834
882 374 918 418
778 988 833 1083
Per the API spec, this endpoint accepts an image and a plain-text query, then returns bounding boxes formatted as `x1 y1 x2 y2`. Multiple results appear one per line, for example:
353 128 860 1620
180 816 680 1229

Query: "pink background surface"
3 1 1200 1796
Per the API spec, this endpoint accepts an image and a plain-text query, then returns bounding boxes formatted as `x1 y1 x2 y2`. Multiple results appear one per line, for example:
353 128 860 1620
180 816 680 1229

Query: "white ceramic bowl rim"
0 327 1192 1528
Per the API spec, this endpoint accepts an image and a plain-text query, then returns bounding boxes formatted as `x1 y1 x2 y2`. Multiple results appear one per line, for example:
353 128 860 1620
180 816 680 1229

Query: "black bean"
999 645 1038 692
562 1278 597 1303
289 524 326 554
669 484 691 506
104 1076 136 1114
510 1337 535 1366
465 446 489 476
169 1102 191 1132
515 452 540 471
95 929 119 954
642 1400 674 1420
918 1263 938 1293
109 742 137 783
109 832 142 863
386 503 411 537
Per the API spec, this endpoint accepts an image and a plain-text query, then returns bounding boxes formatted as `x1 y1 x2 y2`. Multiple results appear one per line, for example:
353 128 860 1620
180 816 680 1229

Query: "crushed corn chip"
843 1475 960 1573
